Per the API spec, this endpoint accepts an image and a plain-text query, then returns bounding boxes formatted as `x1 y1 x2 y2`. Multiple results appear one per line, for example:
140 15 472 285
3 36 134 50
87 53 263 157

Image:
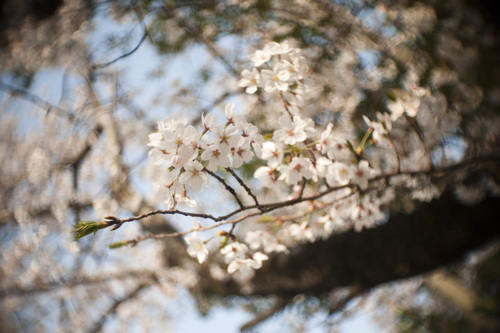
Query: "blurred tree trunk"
198 190 500 300
249 191 500 296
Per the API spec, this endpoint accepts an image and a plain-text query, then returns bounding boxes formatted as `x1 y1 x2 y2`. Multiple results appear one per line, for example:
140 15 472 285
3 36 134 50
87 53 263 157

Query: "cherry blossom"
225 103 243 125
185 233 209 264
250 49 272 67
174 193 198 208
278 156 316 185
245 230 288 254
265 40 293 55
179 160 208 192
261 141 284 168
238 68 260 94
220 242 249 264
227 252 268 274
352 160 376 190
273 115 308 145
236 121 263 158
141 38 500 283
260 63 291 92
153 180 175 209
254 166 280 189
201 143 231 172
231 137 254 168
325 161 353 187
212 124 240 152
202 112 215 132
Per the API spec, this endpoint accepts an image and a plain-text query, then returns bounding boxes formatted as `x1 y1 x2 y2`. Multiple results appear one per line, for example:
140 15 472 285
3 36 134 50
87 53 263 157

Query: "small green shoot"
73 220 108 241
108 241 128 249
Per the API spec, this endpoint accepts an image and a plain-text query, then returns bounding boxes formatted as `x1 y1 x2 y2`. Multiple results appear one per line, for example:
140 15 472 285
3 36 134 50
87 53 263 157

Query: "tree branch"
0 80 75 121
92 30 148 69
240 297 291 331
0 270 157 298
204 167 244 209
163 5 239 77
225 167 261 208
87 282 152 333
101 153 500 234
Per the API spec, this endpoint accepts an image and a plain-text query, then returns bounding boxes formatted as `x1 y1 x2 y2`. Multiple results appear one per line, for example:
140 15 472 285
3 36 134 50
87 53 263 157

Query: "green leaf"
72 220 108 241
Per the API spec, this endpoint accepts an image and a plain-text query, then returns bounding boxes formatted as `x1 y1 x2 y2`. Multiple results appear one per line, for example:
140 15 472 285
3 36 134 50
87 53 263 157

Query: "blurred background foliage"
0 0 499 332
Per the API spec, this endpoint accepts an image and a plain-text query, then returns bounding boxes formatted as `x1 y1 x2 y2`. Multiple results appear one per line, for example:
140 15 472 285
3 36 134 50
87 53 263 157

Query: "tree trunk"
243 192 500 297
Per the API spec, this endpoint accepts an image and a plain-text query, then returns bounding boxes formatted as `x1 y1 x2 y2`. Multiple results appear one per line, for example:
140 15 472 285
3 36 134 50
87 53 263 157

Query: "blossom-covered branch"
75 39 500 281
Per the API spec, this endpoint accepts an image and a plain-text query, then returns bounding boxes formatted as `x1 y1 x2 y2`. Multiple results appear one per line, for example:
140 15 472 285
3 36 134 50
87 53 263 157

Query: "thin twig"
112 152 500 227
164 5 239 77
87 282 152 333
227 221 238 238
0 80 75 121
92 30 148 69
406 115 433 171
269 189 358 226
119 210 263 247
385 131 401 173
299 178 307 199
240 297 291 331
279 91 293 119
225 167 261 208
116 189 362 247
0 270 157 298
204 168 244 209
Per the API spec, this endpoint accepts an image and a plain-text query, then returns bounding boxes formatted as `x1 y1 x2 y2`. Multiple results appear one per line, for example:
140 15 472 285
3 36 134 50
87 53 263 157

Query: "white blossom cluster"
148 103 263 210
146 41 387 277
146 41 388 277
148 40 487 278
238 40 308 104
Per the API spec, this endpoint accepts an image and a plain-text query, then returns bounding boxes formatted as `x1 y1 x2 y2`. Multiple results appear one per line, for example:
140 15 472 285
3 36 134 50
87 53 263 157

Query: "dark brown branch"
225 167 261 208
92 30 148 69
299 178 306 199
204 168 244 208
110 210 264 247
